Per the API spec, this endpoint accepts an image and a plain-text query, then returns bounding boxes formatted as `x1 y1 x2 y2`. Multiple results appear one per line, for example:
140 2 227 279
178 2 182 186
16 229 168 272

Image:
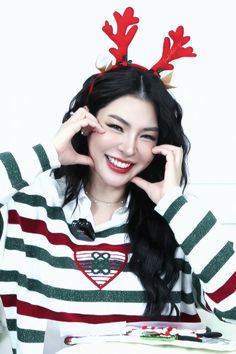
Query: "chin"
100 174 131 188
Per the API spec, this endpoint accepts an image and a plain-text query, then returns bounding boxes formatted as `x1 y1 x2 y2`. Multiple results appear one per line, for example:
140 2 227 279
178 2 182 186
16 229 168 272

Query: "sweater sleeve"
155 187 236 323
0 142 60 206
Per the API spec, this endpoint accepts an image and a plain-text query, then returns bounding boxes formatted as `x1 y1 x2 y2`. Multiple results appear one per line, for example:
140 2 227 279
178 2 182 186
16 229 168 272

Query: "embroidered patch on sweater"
74 244 129 289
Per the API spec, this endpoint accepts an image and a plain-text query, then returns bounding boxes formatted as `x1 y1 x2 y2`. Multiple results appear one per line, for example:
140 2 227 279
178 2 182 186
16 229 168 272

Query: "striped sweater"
0 143 235 354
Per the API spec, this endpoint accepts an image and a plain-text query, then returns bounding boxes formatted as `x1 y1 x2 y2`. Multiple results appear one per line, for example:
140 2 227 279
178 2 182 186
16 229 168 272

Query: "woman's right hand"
53 107 105 166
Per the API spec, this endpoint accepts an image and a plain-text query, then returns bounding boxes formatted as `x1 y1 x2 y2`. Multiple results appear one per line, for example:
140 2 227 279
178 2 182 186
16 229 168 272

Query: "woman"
0 66 235 354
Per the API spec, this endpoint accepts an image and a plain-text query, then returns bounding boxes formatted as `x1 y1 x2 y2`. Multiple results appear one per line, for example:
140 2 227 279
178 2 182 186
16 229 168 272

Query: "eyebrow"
108 114 159 132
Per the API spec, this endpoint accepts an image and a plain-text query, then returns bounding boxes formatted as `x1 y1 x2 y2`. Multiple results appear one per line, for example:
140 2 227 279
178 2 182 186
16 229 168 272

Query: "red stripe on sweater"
1 296 201 323
8 210 130 252
8 210 74 247
1 294 16 307
206 271 236 303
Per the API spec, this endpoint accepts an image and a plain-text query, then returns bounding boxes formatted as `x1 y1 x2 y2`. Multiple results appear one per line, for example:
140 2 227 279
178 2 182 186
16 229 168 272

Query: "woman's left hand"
131 144 183 204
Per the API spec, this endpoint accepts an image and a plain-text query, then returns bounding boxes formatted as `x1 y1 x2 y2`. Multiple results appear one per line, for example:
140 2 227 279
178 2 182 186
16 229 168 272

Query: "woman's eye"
141 134 157 141
106 124 123 132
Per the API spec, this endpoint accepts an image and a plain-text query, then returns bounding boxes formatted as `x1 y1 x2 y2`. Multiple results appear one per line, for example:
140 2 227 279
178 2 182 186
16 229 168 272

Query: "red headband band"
89 7 196 94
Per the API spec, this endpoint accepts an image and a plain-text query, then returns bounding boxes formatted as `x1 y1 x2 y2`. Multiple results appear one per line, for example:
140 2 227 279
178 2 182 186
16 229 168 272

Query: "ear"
83 105 90 112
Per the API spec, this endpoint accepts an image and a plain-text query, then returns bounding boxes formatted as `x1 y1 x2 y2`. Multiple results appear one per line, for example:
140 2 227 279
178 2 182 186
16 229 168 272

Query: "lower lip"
106 158 134 174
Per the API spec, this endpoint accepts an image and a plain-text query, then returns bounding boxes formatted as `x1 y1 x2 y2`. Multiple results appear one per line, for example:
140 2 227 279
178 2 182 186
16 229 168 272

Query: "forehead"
97 95 158 126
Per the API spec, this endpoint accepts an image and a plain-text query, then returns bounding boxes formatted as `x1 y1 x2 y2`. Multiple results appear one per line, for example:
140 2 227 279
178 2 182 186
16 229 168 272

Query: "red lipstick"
106 156 134 174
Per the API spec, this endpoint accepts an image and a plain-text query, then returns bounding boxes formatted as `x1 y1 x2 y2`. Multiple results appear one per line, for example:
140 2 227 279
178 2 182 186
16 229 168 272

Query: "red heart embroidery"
74 244 129 289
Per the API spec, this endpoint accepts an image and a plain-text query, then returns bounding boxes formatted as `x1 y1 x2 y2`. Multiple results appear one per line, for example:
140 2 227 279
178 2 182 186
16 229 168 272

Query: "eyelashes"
141 134 157 141
106 123 157 142
106 123 123 132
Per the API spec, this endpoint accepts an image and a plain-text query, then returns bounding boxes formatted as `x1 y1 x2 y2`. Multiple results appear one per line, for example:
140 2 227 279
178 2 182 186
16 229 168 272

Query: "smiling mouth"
106 155 134 172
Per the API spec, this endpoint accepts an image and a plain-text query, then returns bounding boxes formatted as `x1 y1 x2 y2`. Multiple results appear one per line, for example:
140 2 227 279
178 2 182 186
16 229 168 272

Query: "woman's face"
87 95 158 189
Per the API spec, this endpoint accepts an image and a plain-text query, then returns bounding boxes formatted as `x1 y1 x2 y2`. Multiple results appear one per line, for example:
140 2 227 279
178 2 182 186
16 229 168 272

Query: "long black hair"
54 66 190 318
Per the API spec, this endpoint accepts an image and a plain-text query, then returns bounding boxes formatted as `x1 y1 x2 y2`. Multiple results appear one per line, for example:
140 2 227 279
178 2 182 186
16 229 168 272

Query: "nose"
118 134 137 156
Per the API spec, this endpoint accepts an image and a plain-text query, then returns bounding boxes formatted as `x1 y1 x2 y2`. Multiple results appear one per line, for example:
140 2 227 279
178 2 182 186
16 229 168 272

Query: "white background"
0 0 236 221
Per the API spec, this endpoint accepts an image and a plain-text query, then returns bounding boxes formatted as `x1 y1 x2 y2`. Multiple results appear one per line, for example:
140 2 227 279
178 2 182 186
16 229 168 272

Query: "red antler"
102 7 139 64
151 26 196 75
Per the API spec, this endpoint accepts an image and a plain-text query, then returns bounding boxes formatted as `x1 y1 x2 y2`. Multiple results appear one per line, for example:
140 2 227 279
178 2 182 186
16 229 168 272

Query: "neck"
85 189 125 206
85 174 126 206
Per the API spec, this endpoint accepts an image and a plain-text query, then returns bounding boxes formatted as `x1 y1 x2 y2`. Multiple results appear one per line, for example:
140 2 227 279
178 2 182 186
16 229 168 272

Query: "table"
56 341 236 354
42 320 236 354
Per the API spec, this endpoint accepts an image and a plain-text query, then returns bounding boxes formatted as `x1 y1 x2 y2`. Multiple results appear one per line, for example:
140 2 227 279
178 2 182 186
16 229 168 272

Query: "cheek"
140 145 155 166
87 135 97 157
87 132 110 156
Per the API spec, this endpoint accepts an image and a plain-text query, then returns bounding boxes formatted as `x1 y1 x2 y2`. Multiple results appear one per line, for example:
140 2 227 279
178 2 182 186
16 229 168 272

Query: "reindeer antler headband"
92 7 196 91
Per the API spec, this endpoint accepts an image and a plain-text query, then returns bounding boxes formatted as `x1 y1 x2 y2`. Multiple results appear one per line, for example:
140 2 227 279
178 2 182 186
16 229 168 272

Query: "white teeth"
107 156 131 169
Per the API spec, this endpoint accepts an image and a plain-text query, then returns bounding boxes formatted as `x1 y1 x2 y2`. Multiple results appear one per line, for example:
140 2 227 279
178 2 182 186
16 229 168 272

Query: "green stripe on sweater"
0 152 28 190
214 307 236 322
175 258 192 274
17 327 45 343
33 144 51 172
6 318 16 331
1 271 147 302
0 270 195 305
13 192 65 221
200 242 234 282
12 192 129 238
5 238 77 269
163 196 187 223
5 238 131 271
5 238 191 275
170 290 195 304
181 211 217 255
192 273 207 309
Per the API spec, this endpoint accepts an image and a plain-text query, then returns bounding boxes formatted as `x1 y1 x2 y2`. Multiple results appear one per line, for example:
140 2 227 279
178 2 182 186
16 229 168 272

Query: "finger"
68 151 95 167
152 145 180 153
69 109 96 131
71 107 97 124
79 119 105 134
175 147 183 164
70 107 88 120
69 108 105 133
152 146 175 159
76 155 94 167
83 105 89 111
131 176 151 193
152 146 182 165
66 115 105 137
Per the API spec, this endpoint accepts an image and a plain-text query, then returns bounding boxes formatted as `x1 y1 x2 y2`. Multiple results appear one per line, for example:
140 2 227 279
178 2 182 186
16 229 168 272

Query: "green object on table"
141 334 177 341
